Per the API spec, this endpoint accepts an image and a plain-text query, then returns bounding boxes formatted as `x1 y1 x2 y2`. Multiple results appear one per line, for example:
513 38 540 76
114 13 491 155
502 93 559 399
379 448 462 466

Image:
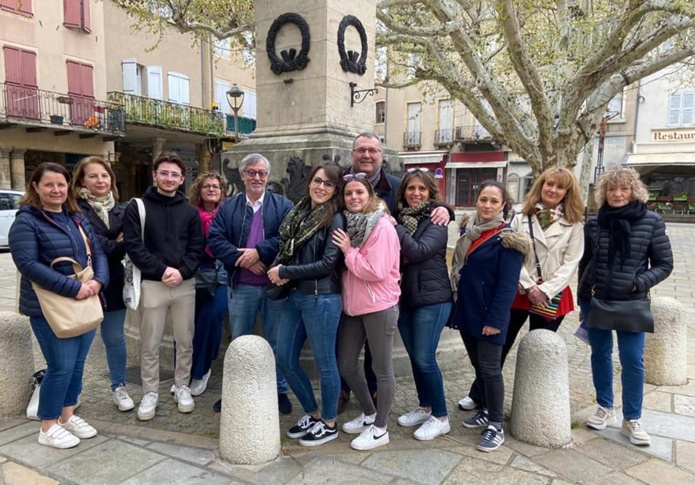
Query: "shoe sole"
350 435 389 451
587 416 616 431
177 403 195 413
414 425 451 441
116 401 135 412
137 410 156 421
190 371 211 397
477 438 504 452
298 432 339 447
397 417 430 428
462 421 488 429
38 436 80 449
287 430 310 439
342 424 373 435
621 429 651 446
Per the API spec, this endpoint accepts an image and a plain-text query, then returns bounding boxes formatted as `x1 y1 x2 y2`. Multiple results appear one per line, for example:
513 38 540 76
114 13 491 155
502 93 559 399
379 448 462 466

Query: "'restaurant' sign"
651 129 695 142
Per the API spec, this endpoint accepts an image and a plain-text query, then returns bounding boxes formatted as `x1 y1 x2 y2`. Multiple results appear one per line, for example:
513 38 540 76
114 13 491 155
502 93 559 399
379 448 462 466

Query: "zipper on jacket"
365 281 376 303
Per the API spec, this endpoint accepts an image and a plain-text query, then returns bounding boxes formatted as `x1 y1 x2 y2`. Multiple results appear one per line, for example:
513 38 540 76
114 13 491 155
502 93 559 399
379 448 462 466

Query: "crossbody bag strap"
590 225 600 296
134 198 146 241
527 215 542 282
76 224 92 267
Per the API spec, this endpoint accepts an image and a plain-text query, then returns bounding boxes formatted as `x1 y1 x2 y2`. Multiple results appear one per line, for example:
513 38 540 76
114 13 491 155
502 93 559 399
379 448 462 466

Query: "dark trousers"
461 332 504 425
468 309 564 404
339 338 377 396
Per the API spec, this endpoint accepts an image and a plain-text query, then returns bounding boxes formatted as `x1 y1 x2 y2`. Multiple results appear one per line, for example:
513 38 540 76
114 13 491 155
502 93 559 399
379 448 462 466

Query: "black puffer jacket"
278 212 346 295
577 210 673 307
396 217 452 309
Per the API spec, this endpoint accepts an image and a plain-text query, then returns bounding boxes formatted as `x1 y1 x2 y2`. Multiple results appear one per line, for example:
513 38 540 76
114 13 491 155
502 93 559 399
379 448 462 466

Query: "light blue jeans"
228 284 288 394
101 309 127 391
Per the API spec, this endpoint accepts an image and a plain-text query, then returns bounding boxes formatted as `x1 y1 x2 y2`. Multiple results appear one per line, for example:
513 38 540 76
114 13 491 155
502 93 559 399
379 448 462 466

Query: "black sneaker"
462 410 489 429
299 421 338 447
477 425 504 452
213 399 221 413
278 393 292 415
287 415 320 439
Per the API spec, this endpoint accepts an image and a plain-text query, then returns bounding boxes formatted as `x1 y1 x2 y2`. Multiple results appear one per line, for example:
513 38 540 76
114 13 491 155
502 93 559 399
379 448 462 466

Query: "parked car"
0 190 24 247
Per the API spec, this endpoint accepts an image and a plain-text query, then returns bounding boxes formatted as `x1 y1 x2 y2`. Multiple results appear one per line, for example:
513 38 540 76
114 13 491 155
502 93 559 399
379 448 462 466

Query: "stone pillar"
220 335 280 464
0 147 11 189
645 297 687 386
196 144 212 173
510 330 572 448
151 137 167 162
10 149 26 190
0 312 35 416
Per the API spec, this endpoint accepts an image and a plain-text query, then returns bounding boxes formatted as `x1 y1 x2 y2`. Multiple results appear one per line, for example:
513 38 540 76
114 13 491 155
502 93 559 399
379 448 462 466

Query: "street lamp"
226 84 245 142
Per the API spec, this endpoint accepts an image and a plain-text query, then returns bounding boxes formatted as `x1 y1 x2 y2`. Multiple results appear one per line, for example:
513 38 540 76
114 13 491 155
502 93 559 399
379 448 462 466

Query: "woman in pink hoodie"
332 174 401 451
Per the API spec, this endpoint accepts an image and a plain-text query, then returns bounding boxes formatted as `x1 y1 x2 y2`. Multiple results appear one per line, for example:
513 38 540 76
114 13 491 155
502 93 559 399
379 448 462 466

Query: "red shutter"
67 61 94 125
3 46 38 119
1 0 32 14
3 46 22 84
63 0 80 28
82 0 91 33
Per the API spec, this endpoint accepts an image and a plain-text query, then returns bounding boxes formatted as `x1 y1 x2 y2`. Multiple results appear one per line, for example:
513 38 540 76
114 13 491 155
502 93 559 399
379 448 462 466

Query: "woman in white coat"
458 167 585 411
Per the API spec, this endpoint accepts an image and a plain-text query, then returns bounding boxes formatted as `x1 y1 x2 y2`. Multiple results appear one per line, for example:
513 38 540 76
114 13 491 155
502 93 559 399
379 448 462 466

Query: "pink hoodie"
342 216 401 316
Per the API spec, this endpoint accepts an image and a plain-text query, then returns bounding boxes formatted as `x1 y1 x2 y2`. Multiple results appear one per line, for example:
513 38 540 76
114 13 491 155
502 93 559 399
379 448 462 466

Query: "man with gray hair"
208 153 294 414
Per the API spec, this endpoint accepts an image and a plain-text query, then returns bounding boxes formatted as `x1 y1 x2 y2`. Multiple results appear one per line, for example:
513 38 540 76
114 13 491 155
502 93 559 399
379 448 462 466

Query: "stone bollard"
645 297 687 386
219 335 280 464
0 311 35 416
510 329 572 448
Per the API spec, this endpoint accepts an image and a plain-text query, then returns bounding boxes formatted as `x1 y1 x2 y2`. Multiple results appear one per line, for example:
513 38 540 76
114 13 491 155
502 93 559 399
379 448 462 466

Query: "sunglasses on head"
407 167 430 173
343 172 367 182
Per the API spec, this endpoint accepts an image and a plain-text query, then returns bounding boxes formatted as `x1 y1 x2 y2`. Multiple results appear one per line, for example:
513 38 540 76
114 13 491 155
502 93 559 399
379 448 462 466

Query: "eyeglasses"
157 170 182 178
245 169 268 179
343 172 367 182
353 148 382 155
202 184 221 191
407 167 430 173
310 177 336 190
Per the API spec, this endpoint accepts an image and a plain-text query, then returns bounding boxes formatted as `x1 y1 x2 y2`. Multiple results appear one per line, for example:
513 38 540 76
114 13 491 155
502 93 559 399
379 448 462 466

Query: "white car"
0 190 24 247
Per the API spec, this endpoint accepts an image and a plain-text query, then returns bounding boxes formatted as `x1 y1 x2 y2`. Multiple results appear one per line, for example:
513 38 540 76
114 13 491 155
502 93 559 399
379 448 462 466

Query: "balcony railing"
107 92 225 136
403 131 422 148
434 129 455 146
0 82 125 135
455 124 492 141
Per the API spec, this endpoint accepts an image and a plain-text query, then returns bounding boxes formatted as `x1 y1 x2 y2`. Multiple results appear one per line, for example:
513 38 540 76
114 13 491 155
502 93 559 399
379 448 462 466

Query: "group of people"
10 131 673 454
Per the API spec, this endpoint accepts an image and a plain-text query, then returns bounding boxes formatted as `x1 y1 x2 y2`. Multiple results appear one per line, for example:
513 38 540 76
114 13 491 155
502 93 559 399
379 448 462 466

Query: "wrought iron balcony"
434 129 455 146
0 82 125 136
455 124 493 142
107 92 225 136
403 131 422 148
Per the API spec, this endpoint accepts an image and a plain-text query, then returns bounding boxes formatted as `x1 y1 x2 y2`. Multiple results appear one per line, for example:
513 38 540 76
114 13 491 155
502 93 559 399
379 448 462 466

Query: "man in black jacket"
124 152 205 421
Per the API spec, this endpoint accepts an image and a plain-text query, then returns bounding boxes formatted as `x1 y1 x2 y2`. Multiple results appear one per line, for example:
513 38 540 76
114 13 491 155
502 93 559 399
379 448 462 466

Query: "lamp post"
226 84 245 143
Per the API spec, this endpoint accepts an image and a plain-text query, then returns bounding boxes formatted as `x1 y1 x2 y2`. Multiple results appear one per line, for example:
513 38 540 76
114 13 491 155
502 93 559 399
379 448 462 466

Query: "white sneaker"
587 405 616 430
58 415 97 439
342 412 376 434
397 408 431 427
38 423 80 449
113 385 135 411
173 385 195 413
189 369 211 397
621 419 650 446
138 392 159 421
458 396 478 411
350 425 389 451
414 416 451 441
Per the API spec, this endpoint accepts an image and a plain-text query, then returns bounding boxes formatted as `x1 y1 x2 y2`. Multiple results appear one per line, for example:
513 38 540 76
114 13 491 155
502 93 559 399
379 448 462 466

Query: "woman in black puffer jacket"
577 167 673 448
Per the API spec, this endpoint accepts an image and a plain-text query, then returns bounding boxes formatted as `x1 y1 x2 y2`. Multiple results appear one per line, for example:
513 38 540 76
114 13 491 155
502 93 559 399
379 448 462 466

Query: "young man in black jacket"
124 152 205 421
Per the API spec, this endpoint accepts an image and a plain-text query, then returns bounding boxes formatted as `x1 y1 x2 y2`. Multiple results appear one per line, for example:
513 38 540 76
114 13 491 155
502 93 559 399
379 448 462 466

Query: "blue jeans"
30 316 95 420
192 284 227 380
101 309 127 391
398 302 451 418
228 284 288 394
579 299 646 420
277 291 342 421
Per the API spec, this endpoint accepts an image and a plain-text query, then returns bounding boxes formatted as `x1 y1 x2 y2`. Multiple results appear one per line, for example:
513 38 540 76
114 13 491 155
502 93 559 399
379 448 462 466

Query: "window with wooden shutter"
63 0 91 33
121 59 141 95
243 90 256 120
3 46 38 119
66 60 94 125
167 72 189 105
668 92 695 127
0 0 33 15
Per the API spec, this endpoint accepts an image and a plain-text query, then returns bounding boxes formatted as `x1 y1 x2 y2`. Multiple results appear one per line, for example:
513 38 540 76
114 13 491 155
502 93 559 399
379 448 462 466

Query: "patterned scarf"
344 201 387 248
535 202 564 230
77 187 115 229
397 202 430 235
277 197 331 265
347 166 382 188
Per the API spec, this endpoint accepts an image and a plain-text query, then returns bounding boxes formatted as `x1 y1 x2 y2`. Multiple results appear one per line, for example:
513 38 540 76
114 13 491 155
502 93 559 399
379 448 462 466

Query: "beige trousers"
140 279 195 394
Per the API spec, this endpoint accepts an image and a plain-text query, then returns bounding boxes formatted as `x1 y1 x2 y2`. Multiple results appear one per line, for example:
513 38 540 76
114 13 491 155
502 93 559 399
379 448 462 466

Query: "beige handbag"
31 226 104 338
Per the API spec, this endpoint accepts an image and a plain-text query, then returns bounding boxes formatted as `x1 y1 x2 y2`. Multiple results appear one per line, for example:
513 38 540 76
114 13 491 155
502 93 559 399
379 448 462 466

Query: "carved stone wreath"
266 13 311 74
337 15 368 75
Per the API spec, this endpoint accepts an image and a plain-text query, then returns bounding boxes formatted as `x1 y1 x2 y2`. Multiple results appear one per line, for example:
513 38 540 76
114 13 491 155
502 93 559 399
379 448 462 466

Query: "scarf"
344 201 387 248
347 166 382 188
397 202 430 235
77 187 115 229
534 202 564 230
597 200 647 266
276 197 331 265
197 205 219 258
456 211 506 259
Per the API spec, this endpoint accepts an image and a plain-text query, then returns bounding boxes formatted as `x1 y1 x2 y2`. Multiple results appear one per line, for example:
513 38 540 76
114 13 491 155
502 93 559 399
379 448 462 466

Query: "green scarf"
276 197 331 265
397 202 430 236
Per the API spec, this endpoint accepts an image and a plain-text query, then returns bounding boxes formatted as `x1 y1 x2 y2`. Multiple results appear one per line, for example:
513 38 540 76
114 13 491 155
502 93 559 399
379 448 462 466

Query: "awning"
445 161 507 169
400 152 448 165
624 152 695 166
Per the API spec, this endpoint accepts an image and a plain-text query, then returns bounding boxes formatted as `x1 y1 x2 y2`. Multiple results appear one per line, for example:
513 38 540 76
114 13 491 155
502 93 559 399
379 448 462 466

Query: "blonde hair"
595 167 648 206
521 167 584 223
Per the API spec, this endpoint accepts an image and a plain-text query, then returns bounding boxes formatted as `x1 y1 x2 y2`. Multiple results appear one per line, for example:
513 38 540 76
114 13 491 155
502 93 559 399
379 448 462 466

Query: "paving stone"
504 435 552 457
570 427 600 445
284 456 397 484
46 440 165 484
585 471 646 485
574 435 650 468
0 422 38 447
116 435 150 447
625 457 695 484
674 394 695 417
145 441 216 466
675 440 695 474
444 456 551 485
121 459 232 485
0 434 108 468
533 449 613 483
643 391 672 413
445 444 514 465
290 451 367 466
509 455 558 478
0 418 25 434
361 449 462 484
597 427 673 463
638 408 695 441
0 462 58 485
658 380 695 397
